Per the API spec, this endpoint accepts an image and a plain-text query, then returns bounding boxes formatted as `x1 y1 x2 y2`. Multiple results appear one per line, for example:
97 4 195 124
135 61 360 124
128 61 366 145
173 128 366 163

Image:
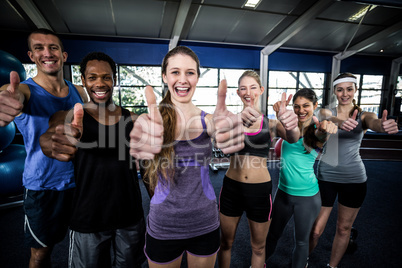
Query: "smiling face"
81 60 115 105
27 33 67 76
237 75 264 108
293 96 317 123
334 82 357 106
162 53 199 104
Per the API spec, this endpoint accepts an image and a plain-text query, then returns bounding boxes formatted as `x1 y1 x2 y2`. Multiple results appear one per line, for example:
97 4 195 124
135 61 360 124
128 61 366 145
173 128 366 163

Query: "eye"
104 76 112 81
187 71 195 76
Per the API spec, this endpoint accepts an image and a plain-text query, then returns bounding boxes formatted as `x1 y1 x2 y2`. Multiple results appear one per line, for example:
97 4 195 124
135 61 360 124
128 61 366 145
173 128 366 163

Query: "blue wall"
0 30 398 75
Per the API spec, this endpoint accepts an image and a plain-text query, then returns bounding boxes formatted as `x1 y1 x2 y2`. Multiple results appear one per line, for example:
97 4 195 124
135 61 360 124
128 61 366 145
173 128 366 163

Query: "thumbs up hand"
0 71 24 126
213 79 244 154
277 92 298 131
340 109 359 131
313 116 338 137
130 86 164 159
381 110 398 134
49 103 84 161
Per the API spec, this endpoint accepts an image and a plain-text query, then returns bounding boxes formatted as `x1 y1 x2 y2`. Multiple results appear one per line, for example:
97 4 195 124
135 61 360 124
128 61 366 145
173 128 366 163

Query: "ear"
314 102 318 110
162 73 167 84
236 88 241 97
81 75 86 86
27 51 34 62
260 86 265 95
62 51 68 62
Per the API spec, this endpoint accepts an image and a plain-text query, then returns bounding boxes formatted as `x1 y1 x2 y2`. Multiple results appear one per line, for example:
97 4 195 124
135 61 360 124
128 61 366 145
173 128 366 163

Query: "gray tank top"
318 108 367 183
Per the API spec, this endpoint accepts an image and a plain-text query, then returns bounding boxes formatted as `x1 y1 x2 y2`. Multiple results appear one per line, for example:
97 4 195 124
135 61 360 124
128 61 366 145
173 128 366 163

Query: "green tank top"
278 138 319 197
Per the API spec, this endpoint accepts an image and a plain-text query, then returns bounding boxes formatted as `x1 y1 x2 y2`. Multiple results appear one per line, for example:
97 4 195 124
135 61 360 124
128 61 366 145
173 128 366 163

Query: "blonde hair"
143 46 201 192
238 70 262 111
334 72 362 117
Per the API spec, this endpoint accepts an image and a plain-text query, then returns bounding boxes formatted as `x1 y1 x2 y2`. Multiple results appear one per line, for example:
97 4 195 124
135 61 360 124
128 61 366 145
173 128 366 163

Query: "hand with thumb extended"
313 116 338 135
213 79 244 154
49 104 84 162
340 109 358 132
130 86 164 159
0 71 24 126
381 110 398 134
277 92 298 131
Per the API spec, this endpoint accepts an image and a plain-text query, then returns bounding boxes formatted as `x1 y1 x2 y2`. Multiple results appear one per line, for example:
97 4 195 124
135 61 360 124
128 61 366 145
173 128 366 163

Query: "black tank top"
235 115 271 158
70 108 144 232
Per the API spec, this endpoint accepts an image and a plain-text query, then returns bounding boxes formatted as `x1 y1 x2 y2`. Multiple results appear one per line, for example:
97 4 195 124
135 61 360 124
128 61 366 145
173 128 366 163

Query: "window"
219 69 248 114
267 71 325 119
23 64 37 79
359 75 383 115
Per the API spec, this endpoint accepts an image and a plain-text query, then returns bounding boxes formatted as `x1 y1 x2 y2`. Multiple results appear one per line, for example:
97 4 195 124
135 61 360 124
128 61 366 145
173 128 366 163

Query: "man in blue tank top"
0 29 88 267
40 52 147 267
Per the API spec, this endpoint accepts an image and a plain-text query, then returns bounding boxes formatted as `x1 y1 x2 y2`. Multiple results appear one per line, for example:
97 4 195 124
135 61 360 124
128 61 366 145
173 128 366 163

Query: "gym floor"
1 159 401 267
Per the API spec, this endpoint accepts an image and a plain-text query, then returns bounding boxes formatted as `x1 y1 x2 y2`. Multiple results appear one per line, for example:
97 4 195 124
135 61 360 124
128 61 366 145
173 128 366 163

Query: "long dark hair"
293 88 319 153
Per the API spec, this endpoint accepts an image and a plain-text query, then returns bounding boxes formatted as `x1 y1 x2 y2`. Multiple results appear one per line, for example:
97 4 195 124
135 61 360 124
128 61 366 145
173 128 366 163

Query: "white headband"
333 77 357 87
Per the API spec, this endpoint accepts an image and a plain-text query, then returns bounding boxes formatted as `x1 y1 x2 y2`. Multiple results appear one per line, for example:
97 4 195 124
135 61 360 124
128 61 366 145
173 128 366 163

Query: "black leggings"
266 189 321 268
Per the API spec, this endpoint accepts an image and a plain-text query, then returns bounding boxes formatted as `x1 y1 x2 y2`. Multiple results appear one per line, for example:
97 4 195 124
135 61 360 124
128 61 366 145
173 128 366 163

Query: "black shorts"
219 176 272 223
24 188 74 248
318 180 367 208
144 228 220 264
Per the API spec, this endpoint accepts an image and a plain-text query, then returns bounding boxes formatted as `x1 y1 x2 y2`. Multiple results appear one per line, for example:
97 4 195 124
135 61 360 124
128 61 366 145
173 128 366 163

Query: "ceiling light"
243 0 262 9
347 5 377 22
380 49 384 53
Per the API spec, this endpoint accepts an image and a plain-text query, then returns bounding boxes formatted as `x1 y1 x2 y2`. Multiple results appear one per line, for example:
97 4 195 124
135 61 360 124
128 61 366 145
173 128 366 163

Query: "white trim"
333 77 357 86
25 215 47 247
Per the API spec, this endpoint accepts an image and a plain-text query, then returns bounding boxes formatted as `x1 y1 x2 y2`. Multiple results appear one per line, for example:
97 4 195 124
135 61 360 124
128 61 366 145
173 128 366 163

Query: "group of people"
0 28 398 268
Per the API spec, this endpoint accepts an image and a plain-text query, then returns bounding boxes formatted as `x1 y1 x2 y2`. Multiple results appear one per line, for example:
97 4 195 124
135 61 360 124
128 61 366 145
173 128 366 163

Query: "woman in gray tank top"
308 73 398 268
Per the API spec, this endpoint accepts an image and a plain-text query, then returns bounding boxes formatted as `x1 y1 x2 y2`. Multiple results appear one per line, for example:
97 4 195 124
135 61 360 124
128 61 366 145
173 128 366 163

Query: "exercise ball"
0 144 26 197
0 121 16 151
0 50 27 85
274 138 283 158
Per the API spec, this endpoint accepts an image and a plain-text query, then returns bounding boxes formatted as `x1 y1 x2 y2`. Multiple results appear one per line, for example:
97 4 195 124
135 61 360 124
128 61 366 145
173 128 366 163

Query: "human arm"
129 86 163 159
362 110 398 134
39 103 84 161
0 71 30 126
211 79 245 154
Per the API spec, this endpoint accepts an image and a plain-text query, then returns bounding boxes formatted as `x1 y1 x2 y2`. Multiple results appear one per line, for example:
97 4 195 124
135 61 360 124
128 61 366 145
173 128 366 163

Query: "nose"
178 73 187 83
246 87 251 95
43 47 52 57
94 78 106 87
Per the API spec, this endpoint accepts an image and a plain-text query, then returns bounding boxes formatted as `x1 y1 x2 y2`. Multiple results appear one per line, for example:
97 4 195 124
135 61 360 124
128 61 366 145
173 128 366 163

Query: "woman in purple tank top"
129 46 245 268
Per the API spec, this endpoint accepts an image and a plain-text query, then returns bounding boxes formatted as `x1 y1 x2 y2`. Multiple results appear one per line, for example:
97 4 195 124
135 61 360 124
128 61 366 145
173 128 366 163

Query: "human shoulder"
74 84 89 103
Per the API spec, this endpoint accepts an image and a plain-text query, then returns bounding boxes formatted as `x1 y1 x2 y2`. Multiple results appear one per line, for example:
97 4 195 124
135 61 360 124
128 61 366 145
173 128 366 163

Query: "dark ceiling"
1 0 402 59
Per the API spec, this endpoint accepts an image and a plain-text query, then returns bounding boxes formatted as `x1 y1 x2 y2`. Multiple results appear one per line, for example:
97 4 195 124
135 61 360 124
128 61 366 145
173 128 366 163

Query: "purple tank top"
147 111 219 240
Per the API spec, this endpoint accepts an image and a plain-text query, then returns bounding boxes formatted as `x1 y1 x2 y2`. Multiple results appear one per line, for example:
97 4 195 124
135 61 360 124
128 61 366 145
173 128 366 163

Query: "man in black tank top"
40 52 146 267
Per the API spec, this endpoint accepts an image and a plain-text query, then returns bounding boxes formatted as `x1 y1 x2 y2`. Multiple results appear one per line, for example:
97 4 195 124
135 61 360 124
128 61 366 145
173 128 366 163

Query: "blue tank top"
14 78 83 190
147 111 220 240
235 115 271 158
279 138 319 197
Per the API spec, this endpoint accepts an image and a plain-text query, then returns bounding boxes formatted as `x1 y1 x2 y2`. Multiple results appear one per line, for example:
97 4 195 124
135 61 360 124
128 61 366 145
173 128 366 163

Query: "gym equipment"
0 144 26 197
0 121 16 151
0 50 26 85
274 138 283 158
